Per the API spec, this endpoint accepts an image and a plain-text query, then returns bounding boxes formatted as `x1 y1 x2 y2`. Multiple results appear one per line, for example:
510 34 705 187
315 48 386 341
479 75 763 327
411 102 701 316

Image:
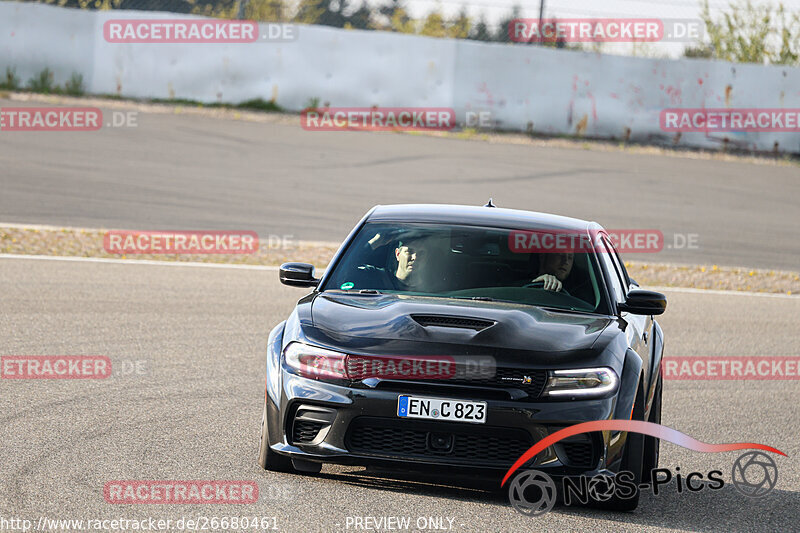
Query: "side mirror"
618 289 666 316
279 262 319 288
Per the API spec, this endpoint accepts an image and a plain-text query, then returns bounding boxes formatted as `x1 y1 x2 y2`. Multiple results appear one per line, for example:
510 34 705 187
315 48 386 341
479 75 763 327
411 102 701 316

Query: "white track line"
647 285 797 299
2 254 796 299
0 223 339 248
0 253 280 271
0 222 109 232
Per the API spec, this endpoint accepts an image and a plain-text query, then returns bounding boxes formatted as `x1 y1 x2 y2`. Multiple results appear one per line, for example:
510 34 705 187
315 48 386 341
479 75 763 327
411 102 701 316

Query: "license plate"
397 395 486 424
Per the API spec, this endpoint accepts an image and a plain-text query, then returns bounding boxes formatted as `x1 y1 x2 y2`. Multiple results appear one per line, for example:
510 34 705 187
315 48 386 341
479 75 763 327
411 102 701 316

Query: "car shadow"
551 485 800 532
317 466 507 504
316 466 800 531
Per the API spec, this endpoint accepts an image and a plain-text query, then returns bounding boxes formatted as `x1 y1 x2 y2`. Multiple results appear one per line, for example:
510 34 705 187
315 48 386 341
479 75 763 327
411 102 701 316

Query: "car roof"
366 204 600 232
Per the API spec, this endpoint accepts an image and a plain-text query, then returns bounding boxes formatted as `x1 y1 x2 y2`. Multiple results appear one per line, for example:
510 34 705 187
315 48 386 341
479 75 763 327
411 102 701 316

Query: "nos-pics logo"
502 420 784 516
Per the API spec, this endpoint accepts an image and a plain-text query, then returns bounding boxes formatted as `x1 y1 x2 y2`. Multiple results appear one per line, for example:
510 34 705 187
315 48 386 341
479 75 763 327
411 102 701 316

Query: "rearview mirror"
617 289 666 316
279 262 319 288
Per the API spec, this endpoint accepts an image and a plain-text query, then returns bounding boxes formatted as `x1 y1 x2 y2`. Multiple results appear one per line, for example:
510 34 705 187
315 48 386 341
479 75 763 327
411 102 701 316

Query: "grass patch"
235 98 283 112
150 97 207 107
453 127 488 141
64 72 85 96
28 68 55 93
148 96 283 113
1 67 20 90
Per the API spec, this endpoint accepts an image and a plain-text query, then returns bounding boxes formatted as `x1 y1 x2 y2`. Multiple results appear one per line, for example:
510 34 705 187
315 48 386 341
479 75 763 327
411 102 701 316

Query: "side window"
597 237 626 303
606 239 631 291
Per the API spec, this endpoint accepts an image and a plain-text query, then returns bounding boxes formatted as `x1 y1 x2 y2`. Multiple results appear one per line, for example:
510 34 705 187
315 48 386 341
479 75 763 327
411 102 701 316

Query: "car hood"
301 292 613 363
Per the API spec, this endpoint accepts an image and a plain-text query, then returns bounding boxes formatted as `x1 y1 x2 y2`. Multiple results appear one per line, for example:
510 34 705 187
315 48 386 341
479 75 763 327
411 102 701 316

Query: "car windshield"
321 222 610 314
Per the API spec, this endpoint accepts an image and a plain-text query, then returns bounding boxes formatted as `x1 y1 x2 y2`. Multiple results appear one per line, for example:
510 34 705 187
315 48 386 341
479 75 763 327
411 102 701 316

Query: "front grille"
289 404 337 445
411 314 495 331
553 433 600 468
345 417 533 466
292 420 326 444
412 368 548 398
559 442 594 467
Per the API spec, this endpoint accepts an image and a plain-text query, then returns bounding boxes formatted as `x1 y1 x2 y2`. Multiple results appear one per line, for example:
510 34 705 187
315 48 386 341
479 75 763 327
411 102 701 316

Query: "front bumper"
266 371 630 477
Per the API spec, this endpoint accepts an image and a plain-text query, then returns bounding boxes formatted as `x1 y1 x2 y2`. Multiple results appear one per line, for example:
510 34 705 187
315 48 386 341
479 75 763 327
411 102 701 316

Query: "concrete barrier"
1 2 798 154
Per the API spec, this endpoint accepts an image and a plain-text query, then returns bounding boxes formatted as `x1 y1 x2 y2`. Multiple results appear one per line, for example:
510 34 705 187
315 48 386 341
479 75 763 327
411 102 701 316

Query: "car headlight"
543 367 618 398
283 342 348 381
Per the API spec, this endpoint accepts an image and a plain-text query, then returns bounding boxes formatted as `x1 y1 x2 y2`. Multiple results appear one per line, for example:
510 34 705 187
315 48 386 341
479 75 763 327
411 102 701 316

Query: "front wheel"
642 373 662 483
258 404 295 472
592 385 645 512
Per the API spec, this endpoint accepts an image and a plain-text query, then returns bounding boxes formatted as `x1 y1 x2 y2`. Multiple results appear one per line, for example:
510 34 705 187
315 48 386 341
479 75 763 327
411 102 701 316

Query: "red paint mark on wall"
477 82 495 107
664 85 682 106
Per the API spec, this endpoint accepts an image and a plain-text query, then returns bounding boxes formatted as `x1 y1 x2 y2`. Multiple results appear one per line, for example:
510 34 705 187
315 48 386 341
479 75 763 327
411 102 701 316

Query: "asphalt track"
2 256 799 532
1 99 799 270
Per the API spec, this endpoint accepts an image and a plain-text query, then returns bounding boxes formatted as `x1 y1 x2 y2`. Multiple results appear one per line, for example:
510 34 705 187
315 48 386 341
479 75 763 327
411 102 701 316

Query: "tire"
258 404 295 473
592 383 645 512
642 373 662 483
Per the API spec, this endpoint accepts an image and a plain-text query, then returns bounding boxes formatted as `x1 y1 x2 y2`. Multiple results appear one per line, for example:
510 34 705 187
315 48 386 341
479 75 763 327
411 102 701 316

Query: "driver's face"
541 252 574 281
395 244 423 281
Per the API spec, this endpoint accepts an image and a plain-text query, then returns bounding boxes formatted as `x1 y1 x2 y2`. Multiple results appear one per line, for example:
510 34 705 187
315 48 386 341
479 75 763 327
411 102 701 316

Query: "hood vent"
411 314 495 331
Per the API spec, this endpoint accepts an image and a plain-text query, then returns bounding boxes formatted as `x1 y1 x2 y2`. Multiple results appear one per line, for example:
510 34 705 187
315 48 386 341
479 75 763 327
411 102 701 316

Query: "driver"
394 239 422 286
526 251 602 309
358 232 426 290
527 252 595 305
531 252 573 292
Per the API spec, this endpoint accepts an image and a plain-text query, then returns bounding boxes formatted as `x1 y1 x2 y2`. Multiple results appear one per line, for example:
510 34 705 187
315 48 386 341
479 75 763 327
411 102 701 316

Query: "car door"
597 233 653 390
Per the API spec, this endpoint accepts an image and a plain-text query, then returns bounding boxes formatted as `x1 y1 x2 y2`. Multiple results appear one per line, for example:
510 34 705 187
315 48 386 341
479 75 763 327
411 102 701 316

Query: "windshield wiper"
537 305 602 315
453 297 600 314
322 289 382 295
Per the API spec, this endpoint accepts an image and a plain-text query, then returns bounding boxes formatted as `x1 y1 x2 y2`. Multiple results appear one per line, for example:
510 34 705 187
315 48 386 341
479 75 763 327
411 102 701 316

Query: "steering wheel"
523 279 572 296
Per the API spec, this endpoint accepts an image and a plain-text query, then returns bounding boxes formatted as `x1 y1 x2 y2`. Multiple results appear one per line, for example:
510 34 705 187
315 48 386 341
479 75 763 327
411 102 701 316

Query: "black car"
258 203 666 511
